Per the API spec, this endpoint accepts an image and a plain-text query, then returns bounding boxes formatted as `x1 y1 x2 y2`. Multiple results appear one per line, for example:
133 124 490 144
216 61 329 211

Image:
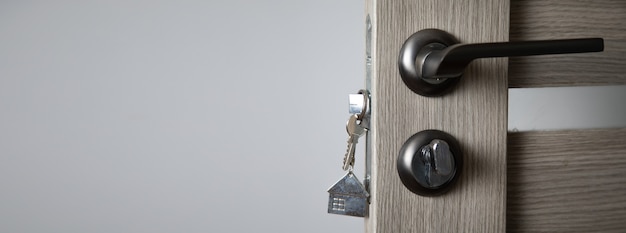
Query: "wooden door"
364 0 626 232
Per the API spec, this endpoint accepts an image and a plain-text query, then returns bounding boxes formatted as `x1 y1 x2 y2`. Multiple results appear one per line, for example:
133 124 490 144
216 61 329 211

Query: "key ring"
356 89 370 121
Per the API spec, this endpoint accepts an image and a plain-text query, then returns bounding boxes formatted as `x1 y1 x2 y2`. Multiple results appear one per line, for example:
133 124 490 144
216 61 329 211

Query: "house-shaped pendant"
327 171 369 217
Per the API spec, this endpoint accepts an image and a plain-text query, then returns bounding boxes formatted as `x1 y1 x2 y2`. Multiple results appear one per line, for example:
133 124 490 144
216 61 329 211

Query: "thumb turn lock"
398 29 605 96
397 130 463 196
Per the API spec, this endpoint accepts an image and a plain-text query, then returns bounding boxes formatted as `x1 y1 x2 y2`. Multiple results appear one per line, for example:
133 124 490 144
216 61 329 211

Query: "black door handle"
398 29 604 96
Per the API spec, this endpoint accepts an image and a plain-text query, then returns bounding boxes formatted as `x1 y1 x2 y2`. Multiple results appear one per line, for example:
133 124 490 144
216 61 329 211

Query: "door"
364 0 626 232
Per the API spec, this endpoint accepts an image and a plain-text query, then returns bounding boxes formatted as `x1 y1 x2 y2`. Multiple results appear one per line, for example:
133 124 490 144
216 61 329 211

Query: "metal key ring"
357 89 370 120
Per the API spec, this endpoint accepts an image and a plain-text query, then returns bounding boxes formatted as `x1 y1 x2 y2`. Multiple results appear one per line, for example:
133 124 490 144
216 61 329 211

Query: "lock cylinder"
397 130 463 196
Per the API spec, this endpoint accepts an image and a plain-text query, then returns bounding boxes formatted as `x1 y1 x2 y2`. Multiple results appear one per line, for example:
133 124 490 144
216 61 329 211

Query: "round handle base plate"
398 29 461 97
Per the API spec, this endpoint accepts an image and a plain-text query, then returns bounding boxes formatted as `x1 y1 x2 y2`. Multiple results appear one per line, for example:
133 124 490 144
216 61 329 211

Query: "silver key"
343 114 366 170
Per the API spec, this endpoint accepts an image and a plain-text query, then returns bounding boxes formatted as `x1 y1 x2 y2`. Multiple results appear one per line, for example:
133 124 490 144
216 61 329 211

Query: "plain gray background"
1 1 625 232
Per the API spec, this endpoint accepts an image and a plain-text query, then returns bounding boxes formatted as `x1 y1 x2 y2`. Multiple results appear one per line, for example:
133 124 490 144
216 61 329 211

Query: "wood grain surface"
508 128 626 232
509 0 626 88
365 0 509 232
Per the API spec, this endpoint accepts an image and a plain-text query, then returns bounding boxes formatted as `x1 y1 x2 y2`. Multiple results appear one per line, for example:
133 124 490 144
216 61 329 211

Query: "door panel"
364 0 509 232
365 0 625 232
507 128 626 232
506 2 626 231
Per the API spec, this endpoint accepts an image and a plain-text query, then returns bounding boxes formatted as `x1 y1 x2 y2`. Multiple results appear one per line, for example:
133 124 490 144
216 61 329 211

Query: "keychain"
327 107 370 217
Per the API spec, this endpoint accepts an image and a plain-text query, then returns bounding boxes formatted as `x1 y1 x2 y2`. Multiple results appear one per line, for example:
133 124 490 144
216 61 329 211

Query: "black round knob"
397 130 463 196
398 29 461 97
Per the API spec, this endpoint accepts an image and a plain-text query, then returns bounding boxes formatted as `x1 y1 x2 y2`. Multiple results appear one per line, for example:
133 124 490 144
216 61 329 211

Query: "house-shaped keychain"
327 171 369 217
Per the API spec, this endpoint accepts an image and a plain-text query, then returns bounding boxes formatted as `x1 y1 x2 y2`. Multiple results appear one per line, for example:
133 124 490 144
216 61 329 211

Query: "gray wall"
1 1 624 232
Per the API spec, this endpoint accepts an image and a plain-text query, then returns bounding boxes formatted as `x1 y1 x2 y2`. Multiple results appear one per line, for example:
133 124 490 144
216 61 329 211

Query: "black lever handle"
398 29 604 96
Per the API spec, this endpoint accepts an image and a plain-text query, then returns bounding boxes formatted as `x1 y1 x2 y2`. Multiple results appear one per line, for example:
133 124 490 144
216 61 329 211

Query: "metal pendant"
327 171 369 217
